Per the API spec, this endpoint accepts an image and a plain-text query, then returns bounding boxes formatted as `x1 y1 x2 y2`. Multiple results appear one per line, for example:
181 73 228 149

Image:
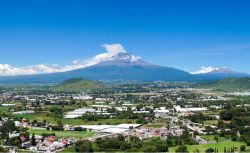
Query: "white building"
1 104 16 106
154 107 170 118
64 108 96 119
80 124 141 134
174 105 207 114
13 110 35 115
73 95 93 100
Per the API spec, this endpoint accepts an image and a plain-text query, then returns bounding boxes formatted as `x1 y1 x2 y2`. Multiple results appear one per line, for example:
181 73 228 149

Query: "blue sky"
0 0 250 75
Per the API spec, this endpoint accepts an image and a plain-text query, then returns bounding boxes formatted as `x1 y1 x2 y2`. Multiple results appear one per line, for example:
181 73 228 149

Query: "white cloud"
191 66 219 74
0 64 61 76
102 44 126 54
0 43 128 76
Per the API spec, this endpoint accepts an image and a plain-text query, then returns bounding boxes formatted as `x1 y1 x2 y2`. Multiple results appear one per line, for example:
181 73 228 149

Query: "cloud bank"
192 66 220 74
0 44 127 76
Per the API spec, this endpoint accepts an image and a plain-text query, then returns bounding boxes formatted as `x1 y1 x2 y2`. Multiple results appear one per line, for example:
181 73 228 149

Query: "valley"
1 79 250 152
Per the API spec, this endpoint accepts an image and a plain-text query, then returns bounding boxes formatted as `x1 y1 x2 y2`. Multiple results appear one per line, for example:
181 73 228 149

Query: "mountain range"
0 52 249 84
194 77 250 91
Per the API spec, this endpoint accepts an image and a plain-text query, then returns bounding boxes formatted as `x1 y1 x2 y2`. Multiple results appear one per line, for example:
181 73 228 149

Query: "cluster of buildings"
34 137 75 152
64 105 172 119
124 127 183 140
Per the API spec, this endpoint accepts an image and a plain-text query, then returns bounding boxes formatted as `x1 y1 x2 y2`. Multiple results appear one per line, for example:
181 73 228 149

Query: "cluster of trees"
174 145 242 153
80 109 154 125
73 128 200 153
220 108 246 121
31 119 47 127
223 146 238 153
219 107 250 145
205 147 219 153
49 107 63 118
75 135 169 152
95 136 169 152
75 140 93 152
0 120 29 148
187 112 215 124
0 146 8 153
188 113 206 124
175 145 188 153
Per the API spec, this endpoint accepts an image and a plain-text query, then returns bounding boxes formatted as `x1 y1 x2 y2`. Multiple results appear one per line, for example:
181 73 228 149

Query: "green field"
28 128 96 139
51 78 103 92
201 135 227 142
59 146 76 153
14 113 136 125
169 141 248 152
0 106 9 112
204 120 218 126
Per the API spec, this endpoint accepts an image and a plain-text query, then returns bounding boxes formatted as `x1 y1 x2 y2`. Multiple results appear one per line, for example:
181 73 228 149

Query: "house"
14 121 22 127
154 107 170 118
9 131 20 138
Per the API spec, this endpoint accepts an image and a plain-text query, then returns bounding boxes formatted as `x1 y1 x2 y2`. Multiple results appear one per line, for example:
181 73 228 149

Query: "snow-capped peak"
110 52 141 62
94 52 154 67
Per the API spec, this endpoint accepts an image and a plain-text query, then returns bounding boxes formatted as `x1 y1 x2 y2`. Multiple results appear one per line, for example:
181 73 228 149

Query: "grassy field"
169 141 248 152
201 135 228 142
28 128 96 139
52 78 103 92
0 106 10 112
203 110 220 115
204 120 218 126
59 146 76 153
14 113 136 125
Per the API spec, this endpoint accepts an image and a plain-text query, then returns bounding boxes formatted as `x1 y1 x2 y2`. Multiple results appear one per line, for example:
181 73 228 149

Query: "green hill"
52 78 104 92
195 77 250 91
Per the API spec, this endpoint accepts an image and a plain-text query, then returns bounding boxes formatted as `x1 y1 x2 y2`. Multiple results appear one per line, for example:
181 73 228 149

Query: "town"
1 82 250 153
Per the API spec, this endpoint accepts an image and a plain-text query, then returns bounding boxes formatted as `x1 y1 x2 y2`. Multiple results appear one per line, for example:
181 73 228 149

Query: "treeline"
219 107 250 146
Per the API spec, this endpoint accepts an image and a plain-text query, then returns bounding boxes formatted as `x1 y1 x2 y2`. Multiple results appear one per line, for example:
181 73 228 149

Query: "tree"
136 104 143 111
75 140 93 153
240 145 246 151
193 149 200 153
57 120 64 129
129 136 141 143
214 136 219 143
31 120 38 126
117 134 125 142
176 145 189 153
0 120 17 139
0 146 8 153
120 142 132 151
205 148 215 153
189 113 205 124
136 116 147 124
156 142 168 152
31 133 36 146
50 107 63 118
143 146 157 153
